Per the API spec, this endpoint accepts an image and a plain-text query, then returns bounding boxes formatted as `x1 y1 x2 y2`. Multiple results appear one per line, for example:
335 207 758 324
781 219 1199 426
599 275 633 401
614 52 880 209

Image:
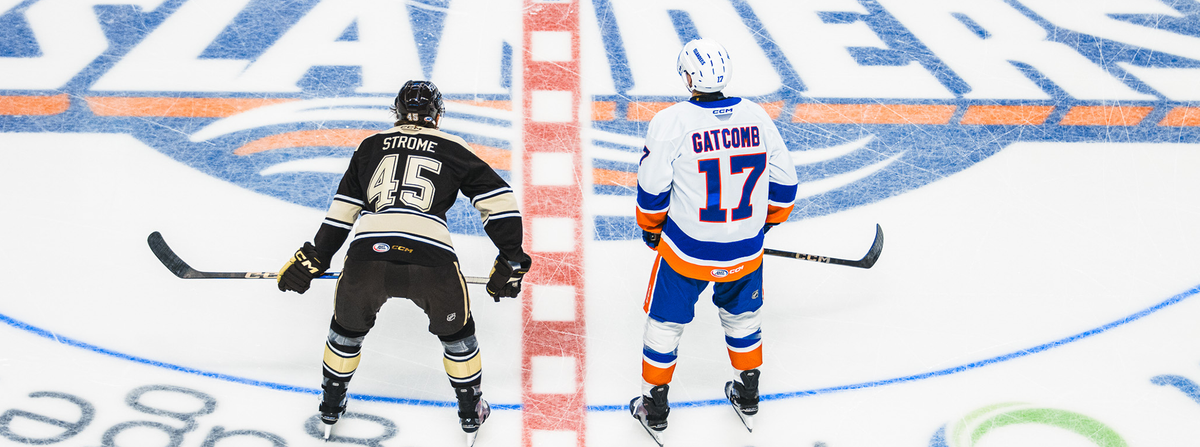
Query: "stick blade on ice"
147 231 201 278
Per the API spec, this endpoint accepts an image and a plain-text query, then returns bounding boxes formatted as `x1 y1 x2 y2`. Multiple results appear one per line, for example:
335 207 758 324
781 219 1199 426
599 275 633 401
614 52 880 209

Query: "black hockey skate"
319 378 348 440
724 369 759 432
456 385 490 447
629 384 669 446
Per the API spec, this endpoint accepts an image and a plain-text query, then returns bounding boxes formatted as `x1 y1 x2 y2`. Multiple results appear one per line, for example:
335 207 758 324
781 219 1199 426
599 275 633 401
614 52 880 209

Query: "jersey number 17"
697 152 766 223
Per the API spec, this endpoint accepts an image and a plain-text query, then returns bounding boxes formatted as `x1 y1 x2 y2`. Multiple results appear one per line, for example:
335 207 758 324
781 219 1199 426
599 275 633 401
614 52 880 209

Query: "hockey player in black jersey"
276 80 531 445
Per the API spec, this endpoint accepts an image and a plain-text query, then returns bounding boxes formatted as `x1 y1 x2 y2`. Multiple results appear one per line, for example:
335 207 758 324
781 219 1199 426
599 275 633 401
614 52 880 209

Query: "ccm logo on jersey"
692 126 760 153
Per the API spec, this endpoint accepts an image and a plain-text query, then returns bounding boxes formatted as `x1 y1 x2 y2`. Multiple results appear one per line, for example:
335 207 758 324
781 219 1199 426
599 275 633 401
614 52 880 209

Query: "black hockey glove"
486 254 531 301
642 230 661 249
278 242 328 294
763 222 778 234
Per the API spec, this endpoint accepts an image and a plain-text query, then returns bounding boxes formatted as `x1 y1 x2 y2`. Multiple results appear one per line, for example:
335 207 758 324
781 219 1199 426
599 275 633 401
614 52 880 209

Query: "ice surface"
3 1 1200 446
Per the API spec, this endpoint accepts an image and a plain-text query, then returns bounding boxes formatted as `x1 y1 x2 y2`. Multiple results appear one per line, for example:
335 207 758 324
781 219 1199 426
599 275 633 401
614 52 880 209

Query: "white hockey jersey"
636 97 798 282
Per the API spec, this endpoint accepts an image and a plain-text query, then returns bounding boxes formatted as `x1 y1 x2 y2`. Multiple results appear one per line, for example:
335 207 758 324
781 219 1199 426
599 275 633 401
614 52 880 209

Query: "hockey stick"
147 232 489 284
764 223 884 269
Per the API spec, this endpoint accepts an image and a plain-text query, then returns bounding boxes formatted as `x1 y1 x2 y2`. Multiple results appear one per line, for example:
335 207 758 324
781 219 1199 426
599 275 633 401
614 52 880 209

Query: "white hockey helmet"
676 39 731 93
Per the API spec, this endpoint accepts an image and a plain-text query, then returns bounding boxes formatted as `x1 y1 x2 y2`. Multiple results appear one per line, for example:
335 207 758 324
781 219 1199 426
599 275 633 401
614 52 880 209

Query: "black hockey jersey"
311 124 525 266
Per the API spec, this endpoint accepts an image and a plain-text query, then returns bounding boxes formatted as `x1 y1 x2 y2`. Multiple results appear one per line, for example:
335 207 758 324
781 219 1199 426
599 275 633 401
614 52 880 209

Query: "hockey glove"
278 242 328 294
642 230 661 249
486 254 531 301
763 223 778 234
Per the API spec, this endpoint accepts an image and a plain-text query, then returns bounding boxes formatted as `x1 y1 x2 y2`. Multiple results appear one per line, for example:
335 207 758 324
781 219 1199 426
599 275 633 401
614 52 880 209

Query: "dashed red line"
520 2 587 447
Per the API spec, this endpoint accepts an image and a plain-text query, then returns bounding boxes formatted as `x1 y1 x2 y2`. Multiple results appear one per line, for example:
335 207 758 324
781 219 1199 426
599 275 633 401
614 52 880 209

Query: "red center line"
520 2 587 447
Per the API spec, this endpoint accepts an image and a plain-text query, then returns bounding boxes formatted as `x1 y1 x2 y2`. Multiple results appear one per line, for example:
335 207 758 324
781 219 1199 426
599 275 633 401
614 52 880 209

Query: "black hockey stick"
764 223 884 269
147 232 489 284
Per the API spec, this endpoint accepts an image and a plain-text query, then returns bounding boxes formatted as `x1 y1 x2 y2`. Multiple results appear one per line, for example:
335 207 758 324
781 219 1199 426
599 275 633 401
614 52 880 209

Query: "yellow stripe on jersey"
473 192 519 222
326 199 362 224
354 213 453 247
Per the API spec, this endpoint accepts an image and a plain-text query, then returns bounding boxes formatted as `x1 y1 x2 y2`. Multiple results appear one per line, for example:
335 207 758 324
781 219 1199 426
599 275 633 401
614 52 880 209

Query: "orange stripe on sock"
86 97 297 117
960 105 1055 125
0 94 70 116
728 346 762 371
792 104 955 125
627 102 675 121
1160 107 1200 127
1059 106 1153 126
642 360 676 386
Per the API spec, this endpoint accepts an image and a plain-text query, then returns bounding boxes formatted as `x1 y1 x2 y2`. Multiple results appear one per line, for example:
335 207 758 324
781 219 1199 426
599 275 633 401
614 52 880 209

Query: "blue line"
3 283 1197 414
587 283 1200 412
0 312 520 411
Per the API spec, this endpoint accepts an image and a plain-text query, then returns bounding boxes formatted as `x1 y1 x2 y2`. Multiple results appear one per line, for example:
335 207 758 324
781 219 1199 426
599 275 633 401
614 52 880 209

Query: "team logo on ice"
1 0 1198 242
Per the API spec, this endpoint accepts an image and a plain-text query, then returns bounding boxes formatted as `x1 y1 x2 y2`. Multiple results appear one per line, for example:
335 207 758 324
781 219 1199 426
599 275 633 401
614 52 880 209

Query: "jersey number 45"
369 154 443 212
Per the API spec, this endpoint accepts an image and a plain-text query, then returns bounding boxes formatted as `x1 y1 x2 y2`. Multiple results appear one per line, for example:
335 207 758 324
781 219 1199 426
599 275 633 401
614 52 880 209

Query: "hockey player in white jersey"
630 39 798 443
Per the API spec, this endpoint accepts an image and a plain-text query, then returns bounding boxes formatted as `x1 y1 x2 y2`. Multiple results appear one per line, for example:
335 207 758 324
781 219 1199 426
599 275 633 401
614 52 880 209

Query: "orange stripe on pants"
643 255 662 313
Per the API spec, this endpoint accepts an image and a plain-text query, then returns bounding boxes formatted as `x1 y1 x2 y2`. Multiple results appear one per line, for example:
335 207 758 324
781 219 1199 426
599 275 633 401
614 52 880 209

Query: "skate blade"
466 431 478 447
323 423 333 441
637 421 665 447
629 396 665 446
725 383 755 433
734 411 754 433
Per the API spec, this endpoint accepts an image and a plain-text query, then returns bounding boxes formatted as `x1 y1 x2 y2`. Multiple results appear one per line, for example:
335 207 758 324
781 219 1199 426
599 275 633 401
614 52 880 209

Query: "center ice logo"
929 403 1127 447
2 0 1199 240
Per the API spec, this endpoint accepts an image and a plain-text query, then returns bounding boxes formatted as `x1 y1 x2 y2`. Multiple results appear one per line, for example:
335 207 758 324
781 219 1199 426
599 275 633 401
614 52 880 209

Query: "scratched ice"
3 0 1200 446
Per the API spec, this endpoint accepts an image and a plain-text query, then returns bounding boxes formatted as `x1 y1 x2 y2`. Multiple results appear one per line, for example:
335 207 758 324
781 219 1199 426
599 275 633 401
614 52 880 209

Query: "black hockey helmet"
393 80 444 127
